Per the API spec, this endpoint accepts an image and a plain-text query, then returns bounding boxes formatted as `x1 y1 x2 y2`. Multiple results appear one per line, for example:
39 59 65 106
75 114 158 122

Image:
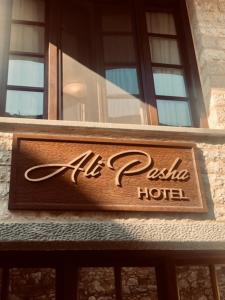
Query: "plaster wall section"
186 0 225 128
1 131 225 249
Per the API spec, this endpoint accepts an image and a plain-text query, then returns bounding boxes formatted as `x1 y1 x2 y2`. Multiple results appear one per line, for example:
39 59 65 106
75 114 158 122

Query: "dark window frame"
0 250 224 300
0 0 208 128
0 0 48 119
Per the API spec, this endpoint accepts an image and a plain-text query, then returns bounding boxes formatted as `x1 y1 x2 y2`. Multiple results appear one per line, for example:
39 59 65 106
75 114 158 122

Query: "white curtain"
149 37 181 65
146 12 176 35
157 100 192 126
12 0 45 22
10 24 44 54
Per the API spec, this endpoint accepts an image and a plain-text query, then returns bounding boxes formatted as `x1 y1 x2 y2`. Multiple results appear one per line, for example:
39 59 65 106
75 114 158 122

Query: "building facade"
1 0 225 299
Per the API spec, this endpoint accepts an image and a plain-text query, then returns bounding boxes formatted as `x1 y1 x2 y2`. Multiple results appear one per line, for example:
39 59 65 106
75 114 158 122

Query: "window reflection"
176 266 214 300
157 99 192 126
106 68 139 96
62 53 100 122
8 268 56 300
153 68 187 97
6 90 43 118
8 56 44 87
77 267 116 300
108 98 142 124
63 95 86 121
121 267 158 300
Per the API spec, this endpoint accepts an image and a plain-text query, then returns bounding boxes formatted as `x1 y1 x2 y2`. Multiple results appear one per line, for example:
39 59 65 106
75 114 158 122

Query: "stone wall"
186 0 225 128
77 267 158 300
8 268 56 300
1 264 225 299
177 266 214 300
0 130 225 249
0 0 225 250
177 264 225 299
78 268 116 300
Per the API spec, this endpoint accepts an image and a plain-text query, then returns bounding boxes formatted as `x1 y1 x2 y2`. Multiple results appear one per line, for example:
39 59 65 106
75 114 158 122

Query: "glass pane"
146 12 176 35
157 99 192 126
153 67 187 97
103 36 136 64
108 98 143 124
102 14 132 32
176 266 214 300
63 96 85 121
62 53 100 122
10 24 44 54
77 267 116 300
8 55 44 87
215 265 225 299
12 0 45 22
106 68 139 95
121 267 158 300
149 37 181 65
62 5 91 67
6 90 43 118
8 268 56 300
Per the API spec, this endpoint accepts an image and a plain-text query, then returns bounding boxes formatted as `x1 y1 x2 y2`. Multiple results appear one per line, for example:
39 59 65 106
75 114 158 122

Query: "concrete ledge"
0 221 224 250
0 241 225 251
1 117 225 141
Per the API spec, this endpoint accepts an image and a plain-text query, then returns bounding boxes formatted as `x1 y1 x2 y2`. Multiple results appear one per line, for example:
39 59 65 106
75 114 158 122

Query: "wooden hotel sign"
9 134 207 212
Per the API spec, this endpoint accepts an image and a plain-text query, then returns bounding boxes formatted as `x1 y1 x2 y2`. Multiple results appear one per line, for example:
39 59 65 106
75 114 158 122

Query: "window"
0 251 224 300
0 0 206 127
1 0 46 119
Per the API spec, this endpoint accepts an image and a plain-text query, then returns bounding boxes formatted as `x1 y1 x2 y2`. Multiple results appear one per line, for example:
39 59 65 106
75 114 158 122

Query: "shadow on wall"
4 134 225 250
49 0 149 125
2 0 225 249
208 89 225 129
186 0 225 129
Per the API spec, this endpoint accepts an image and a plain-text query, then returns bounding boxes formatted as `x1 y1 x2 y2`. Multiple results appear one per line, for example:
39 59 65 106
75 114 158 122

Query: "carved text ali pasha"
25 150 190 202
9 134 207 212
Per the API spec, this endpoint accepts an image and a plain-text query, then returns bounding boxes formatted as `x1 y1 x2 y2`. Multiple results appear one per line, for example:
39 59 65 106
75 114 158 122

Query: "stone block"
0 166 10 182
206 62 225 76
0 182 9 198
209 89 225 114
0 151 11 165
218 0 225 11
0 133 12 151
214 206 225 220
193 0 218 13
211 75 225 89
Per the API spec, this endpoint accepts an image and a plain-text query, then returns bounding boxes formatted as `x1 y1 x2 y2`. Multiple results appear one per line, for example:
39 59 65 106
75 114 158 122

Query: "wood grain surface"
9 134 207 212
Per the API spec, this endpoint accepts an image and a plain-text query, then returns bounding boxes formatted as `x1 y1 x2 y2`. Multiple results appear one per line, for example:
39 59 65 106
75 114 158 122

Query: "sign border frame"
9 133 208 213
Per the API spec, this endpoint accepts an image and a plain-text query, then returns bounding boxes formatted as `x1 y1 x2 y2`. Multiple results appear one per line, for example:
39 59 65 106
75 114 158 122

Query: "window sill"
0 116 225 142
